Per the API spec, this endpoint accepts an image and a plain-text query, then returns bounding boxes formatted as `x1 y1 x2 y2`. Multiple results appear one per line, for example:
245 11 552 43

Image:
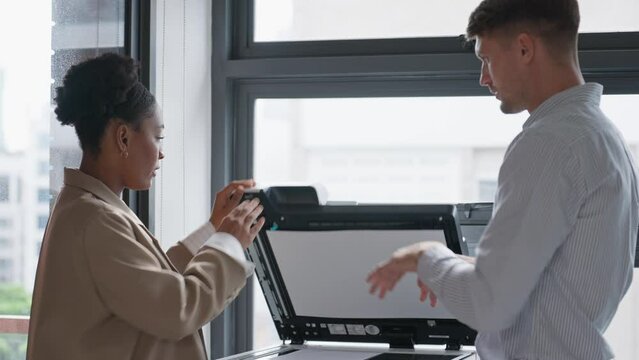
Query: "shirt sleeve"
166 222 216 273
83 210 248 341
417 132 584 332
203 233 255 278
167 222 255 277
180 222 216 255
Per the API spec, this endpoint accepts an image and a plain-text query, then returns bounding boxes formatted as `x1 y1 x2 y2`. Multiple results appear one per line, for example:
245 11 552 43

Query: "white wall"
150 0 213 353
151 0 212 248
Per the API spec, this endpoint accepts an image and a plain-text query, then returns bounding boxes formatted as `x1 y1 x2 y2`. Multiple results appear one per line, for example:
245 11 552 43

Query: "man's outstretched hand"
367 241 441 306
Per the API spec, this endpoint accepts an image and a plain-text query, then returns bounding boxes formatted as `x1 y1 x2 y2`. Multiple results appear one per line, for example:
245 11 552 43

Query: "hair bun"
54 53 140 127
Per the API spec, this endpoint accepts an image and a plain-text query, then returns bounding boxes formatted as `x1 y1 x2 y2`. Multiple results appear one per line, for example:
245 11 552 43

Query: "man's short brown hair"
466 0 580 51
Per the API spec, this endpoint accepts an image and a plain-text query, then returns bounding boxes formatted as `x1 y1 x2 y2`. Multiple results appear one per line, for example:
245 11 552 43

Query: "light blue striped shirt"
418 83 639 360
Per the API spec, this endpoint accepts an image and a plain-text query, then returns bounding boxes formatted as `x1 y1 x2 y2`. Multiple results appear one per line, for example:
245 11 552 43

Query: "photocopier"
222 186 495 360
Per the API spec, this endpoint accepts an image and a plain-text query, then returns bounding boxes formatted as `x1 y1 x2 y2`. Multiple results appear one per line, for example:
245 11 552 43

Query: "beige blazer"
26 169 247 360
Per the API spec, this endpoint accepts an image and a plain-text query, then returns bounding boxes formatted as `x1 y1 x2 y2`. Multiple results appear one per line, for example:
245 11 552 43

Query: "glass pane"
252 94 639 350
0 334 27 359
253 284 281 349
254 95 639 203
254 96 527 203
254 0 639 42
0 0 124 357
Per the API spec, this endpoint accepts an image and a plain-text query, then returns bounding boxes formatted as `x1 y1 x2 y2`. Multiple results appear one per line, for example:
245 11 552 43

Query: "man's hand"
418 279 437 307
210 179 256 229
367 241 442 300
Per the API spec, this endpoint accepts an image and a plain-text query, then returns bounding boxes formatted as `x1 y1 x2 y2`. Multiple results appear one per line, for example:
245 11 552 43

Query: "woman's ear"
115 122 130 159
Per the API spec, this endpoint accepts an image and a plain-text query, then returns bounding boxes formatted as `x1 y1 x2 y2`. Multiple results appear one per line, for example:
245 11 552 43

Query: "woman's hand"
210 179 256 229
217 198 266 249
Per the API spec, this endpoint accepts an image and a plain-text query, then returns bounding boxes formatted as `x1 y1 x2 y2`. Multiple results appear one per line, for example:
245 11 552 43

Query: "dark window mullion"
123 0 152 227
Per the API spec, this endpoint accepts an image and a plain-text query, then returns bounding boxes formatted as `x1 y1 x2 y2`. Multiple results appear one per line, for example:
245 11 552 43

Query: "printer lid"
245 186 476 350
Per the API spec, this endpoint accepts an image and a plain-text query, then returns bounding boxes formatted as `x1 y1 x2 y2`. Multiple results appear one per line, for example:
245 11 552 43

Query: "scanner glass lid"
267 229 453 319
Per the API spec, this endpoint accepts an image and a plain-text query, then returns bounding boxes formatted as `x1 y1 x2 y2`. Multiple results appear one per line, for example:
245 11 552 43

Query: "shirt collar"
63 168 143 225
523 82 603 129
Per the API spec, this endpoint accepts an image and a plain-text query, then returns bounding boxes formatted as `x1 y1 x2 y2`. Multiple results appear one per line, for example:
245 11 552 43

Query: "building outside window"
37 188 49 204
0 177 9 202
37 161 49 177
0 259 12 281
0 0 125 358
36 216 48 230
0 219 11 229
0 238 9 249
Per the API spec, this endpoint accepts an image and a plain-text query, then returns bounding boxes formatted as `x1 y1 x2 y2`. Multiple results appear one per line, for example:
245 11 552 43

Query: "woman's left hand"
210 179 256 229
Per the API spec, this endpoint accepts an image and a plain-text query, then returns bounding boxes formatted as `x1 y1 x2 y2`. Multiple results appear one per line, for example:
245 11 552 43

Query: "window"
35 241 42 257
37 134 50 150
477 180 498 203
251 93 639 350
37 160 49 176
36 215 48 230
254 97 525 203
253 0 639 42
37 188 50 204
253 0 480 41
0 259 12 279
214 1 639 357
0 0 126 357
0 177 9 202
0 219 11 229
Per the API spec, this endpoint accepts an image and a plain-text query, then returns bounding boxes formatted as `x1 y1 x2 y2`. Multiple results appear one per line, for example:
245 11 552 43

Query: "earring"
121 150 129 159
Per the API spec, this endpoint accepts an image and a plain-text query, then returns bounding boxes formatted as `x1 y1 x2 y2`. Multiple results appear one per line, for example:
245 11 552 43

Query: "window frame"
232 0 639 61
212 0 639 355
232 0 472 59
122 0 152 227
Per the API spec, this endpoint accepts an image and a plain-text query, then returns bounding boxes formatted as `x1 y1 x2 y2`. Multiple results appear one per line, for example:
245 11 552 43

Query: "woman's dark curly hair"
54 53 156 155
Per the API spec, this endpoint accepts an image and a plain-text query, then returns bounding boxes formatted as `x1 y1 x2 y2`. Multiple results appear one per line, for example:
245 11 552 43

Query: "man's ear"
517 33 535 64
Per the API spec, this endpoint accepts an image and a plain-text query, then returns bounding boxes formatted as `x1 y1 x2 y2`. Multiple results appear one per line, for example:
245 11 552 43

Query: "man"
367 0 639 359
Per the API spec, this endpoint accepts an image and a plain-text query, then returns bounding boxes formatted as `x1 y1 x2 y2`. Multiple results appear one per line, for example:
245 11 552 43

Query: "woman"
26 53 265 360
